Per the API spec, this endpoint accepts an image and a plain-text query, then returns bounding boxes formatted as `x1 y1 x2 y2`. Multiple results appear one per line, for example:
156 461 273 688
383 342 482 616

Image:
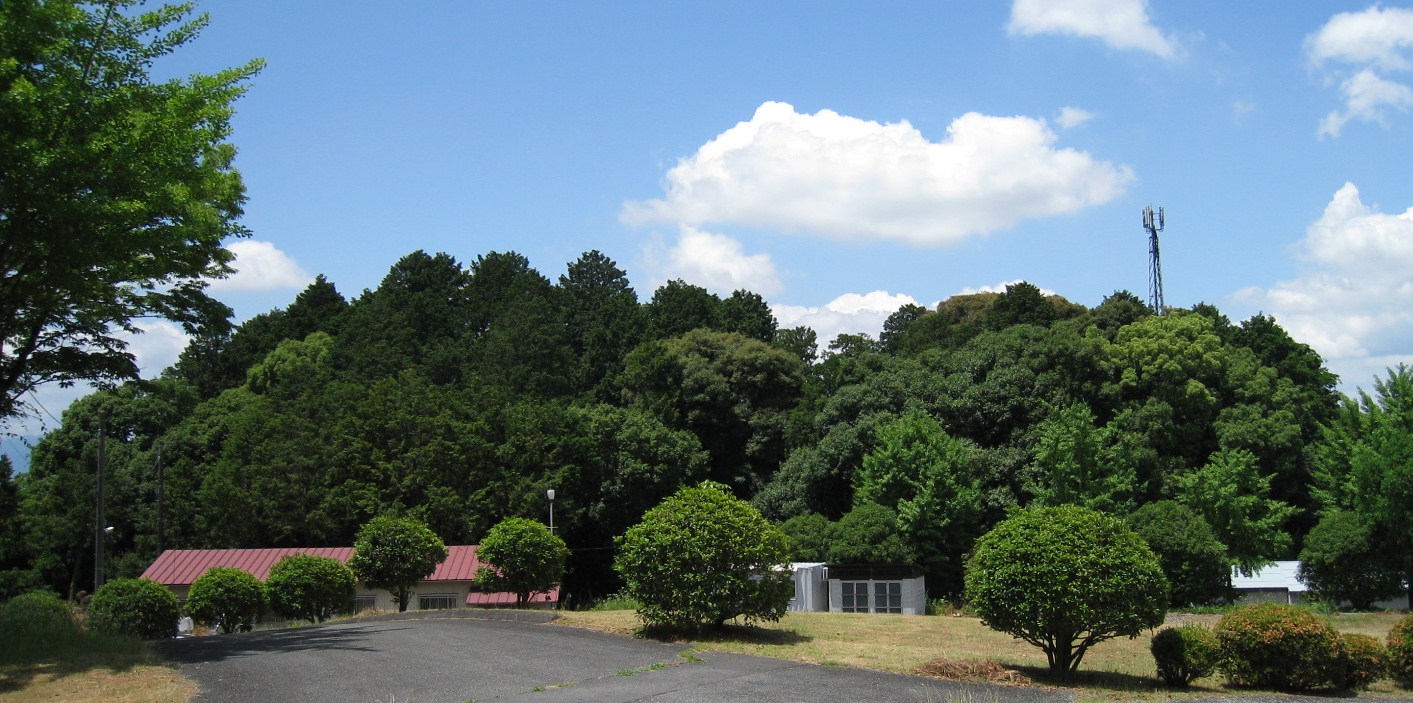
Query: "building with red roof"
141 545 558 613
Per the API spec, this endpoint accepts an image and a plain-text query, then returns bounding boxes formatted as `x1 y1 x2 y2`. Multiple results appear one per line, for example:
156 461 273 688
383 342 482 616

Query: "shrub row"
2 554 359 641
1153 604 1413 692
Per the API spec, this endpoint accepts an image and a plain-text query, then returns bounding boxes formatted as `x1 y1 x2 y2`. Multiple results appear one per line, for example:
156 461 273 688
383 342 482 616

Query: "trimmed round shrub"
1338 633 1387 690
1215 603 1341 691
1127 500 1231 606
87 578 179 639
185 567 266 634
616 481 792 631
1388 612 1413 689
964 505 1169 678
267 554 356 623
1151 624 1220 687
0 591 81 652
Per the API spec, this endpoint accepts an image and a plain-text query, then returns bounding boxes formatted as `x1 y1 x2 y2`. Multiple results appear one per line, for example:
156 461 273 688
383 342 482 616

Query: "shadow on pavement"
154 623 390 664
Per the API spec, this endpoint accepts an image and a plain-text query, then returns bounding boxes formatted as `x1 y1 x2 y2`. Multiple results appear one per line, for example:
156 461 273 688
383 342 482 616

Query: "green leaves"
616 482 792 631
473 517 567 607
0 0 262 418
185 566 265 634
965 505 1168 677
348 516 447 612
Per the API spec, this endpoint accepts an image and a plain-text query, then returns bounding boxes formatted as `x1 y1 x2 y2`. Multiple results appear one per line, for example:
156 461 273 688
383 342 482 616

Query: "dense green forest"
2 248 1409 607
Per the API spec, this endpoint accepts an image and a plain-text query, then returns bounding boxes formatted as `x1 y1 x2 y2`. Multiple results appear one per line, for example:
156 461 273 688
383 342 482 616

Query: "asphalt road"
155 611 1069 703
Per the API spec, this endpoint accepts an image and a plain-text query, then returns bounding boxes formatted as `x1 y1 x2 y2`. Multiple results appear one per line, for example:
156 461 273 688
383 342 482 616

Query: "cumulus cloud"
643 226 782 297
1232 183 1413 389
1308 6 1413 137
1318 69 1413 138
1007 0 1183 59
623 101 1132 246
123 320 191 377
1306 5 1413 71
774 291 920 346
1056 106 1096 129
207 240 312 292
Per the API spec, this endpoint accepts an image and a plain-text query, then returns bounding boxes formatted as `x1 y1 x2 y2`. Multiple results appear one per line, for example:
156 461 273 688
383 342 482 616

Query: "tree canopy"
0 0 262 419
8 250 1372 609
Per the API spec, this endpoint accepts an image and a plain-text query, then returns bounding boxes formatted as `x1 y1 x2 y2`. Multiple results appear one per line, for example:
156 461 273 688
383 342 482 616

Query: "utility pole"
94 409 107 594
155 443 164 553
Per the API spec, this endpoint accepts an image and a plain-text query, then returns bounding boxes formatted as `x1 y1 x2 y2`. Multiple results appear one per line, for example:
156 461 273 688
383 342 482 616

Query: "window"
354 595 376 612
873 581 902 614
839 580 903 613
418 593 457 610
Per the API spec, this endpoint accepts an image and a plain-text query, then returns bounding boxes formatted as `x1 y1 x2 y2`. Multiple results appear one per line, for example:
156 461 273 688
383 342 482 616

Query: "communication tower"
1143 206 1166 315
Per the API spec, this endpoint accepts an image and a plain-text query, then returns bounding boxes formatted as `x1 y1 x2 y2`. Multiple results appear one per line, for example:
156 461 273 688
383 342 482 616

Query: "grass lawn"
554 609 1413 701
0 609 194 703
0 655 195 703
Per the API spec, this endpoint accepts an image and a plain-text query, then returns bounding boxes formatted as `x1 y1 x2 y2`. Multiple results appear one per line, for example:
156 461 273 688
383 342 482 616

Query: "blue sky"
7 0 1413 458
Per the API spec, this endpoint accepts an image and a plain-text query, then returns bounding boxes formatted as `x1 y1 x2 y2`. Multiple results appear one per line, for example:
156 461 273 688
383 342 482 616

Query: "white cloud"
956 279 1058 296
207 240 312 292
1318 69 1413 138
1007 0 1183 60
643 226 782 297
1232 183 1413 390
1056 106 1096 129
623 101 1132 246
122 320 191 377
1308 7 1413 137
1306 6 1413 71
0 321 191 444
773 291 919 345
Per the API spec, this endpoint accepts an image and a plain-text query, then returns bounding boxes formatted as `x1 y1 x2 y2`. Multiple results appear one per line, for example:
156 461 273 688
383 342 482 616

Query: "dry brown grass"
0 656 195 703
553 608 1413 701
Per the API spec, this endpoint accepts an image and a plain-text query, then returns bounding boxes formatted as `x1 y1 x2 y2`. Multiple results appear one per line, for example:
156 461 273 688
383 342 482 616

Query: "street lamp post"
546 489 556 534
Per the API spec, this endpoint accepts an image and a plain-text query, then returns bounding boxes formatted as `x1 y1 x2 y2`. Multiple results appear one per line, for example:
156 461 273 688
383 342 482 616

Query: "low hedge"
1215 603 1340 691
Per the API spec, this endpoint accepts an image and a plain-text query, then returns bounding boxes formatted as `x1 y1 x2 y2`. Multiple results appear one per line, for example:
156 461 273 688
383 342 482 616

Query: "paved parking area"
155 612 1069 703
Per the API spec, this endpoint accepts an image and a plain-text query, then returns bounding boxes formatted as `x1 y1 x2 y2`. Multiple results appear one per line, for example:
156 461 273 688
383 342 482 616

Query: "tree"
1313 365 1413 598
855 411 982 594
1026 402 1135 514
185 566 266 633
964 505 1168 677
620 329 804 491
0 0 263 419
779 513 831 562
643 280 719 339
473 517 568 607
348 516 448 612
1297 511 1403 610
1127 501 1231 606
558 251 643 399
266 554 356 623
825 503 915 565
615 482 792 631
1173 449 1295 575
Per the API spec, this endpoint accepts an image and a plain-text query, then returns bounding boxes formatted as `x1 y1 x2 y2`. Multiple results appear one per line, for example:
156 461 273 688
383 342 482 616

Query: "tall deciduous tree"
1173 448 1295 575
856 411 982 594
1026 403 1135 514
0 0 262 419
1313 365 1413 596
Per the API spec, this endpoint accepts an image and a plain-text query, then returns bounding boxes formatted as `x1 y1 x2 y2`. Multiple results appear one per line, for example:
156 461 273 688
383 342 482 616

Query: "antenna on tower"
1143 205 1166 315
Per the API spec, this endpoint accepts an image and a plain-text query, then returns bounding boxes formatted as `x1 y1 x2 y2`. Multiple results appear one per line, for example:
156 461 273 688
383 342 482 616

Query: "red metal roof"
141 545 483 586
466 587 559 606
